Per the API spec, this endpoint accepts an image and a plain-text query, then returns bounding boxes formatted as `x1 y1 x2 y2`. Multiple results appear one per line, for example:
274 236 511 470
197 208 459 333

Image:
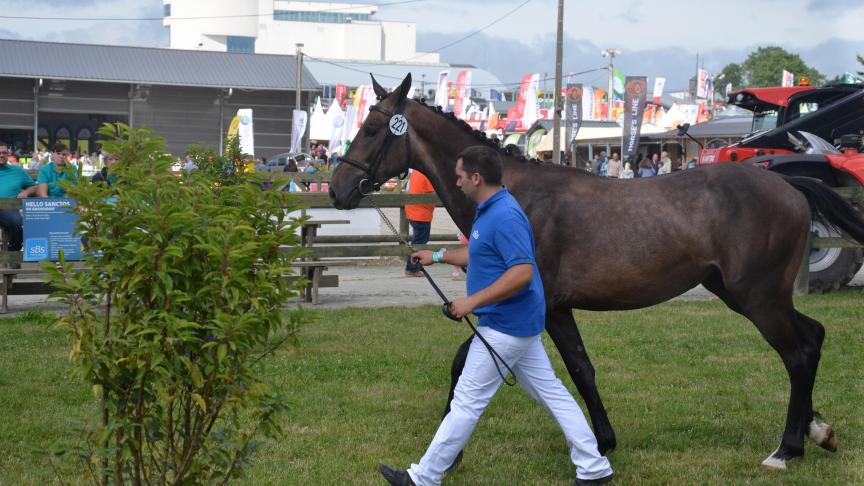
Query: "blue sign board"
22 198 82 261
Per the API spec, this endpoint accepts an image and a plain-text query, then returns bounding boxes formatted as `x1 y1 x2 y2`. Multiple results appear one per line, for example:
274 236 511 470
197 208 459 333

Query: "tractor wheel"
808 218 864 293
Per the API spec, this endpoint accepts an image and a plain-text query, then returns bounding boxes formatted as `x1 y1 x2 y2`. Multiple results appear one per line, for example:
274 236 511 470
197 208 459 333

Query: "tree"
858 53 864 77
719 46 825 89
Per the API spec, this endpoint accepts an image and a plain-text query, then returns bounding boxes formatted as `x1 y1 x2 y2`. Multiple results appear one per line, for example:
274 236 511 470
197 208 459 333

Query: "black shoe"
379 463 415 486
573 473 613 485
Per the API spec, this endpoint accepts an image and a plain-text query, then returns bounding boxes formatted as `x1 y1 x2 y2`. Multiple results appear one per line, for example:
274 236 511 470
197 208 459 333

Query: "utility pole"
601 48 621 122
295 43 305 152
552 0 564 165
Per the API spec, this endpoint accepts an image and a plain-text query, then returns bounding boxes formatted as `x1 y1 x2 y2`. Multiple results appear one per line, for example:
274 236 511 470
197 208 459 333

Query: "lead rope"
364 186 516 386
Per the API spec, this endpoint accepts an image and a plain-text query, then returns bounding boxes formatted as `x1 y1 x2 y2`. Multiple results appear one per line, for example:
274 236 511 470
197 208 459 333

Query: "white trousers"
407 326 612 486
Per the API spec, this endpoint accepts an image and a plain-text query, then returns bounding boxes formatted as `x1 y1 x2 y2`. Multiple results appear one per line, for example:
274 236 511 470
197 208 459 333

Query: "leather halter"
339 94 412 195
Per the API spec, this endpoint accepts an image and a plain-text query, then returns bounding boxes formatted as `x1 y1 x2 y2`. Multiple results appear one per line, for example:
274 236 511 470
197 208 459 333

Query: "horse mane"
414 98 543 165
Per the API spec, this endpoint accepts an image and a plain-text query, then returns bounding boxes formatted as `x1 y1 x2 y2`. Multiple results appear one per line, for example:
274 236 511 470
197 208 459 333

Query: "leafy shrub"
44 123 306 484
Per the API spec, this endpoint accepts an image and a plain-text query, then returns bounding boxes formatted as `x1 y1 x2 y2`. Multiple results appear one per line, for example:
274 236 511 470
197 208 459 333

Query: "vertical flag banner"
613 69 625 101
696 69 709 98
335 83 347 108
236 108 254 155
621 76 648 164
725 82 733 97
522 73 540 129
290 109 307 153
434 71 450 109
452 70 471 118
653 77 666 105
782 70 794 87
564 83 584 155
582 86 595 121
515 73 534 122
594 87 606 120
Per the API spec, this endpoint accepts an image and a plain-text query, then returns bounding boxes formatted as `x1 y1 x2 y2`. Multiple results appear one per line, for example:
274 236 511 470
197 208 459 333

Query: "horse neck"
405 103 533 234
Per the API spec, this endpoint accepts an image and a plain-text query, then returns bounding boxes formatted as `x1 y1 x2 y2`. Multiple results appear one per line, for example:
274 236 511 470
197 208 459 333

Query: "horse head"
329 73 413 209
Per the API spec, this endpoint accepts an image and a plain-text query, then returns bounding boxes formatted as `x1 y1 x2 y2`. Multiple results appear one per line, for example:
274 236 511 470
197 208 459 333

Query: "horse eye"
364 124 381 137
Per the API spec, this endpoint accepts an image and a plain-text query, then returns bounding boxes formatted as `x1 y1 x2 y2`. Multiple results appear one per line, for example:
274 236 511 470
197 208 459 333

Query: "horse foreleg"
545 308 616 454
438 335 472 472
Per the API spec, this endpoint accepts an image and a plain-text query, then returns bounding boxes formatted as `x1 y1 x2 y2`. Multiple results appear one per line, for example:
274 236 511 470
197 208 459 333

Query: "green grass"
1 296 863 485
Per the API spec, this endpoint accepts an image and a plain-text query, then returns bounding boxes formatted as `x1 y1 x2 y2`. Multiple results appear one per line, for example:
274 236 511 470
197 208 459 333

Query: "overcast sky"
1 0 862 90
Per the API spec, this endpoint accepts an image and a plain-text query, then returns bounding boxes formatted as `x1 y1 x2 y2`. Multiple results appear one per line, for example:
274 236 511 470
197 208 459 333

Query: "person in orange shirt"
404 169 435 277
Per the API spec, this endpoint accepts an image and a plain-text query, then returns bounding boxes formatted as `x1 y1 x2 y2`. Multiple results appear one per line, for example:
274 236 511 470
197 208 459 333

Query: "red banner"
452 70 470 118
335 83 347 108
513 74 534 122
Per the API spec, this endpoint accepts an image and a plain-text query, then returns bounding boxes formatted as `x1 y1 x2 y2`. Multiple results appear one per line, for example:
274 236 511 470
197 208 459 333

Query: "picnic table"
295 219 351 304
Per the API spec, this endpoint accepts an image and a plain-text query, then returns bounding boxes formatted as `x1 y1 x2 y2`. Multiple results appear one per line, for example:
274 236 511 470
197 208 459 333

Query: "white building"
162 0 440 63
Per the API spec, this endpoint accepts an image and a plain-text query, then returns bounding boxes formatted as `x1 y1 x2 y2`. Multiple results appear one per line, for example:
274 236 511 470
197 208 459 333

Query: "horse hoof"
809 413 838 452
760 455 787 471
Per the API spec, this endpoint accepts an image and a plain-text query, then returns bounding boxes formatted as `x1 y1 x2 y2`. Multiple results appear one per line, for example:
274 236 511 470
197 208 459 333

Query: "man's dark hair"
52 142 69 153
457 145 502 185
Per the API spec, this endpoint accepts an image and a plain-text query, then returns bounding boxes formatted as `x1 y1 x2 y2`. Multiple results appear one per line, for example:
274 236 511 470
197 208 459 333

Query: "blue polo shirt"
37 162 78 197
0 164 35 198
467 187 545 337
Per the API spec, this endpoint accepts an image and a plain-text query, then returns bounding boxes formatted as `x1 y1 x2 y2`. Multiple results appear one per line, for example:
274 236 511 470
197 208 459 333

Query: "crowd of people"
587 151 689 178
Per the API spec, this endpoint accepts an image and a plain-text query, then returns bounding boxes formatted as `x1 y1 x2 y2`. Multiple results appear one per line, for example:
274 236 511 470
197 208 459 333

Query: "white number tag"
389 114 408 136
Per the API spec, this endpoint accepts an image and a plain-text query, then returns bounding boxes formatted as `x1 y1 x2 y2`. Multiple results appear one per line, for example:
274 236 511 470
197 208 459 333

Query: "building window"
227 36 255 54
273 10 372 23
163 4 171 16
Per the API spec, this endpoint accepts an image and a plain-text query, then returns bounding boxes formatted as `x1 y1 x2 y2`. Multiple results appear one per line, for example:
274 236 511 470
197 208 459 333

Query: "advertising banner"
514 73 534 121
290 109 307 154
522 73 540 129
434 71 449 109
452 70 471 118
782 70 794 87
335 83 347 108
23 198 81 262
653 77 666 105
621 76 648 164
236 108 254 156
696 69 709 98
581 85 594 121
564 83 583 153
613 69 625 101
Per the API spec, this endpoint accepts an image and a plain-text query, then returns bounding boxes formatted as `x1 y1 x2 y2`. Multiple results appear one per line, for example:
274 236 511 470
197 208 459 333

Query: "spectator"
26 153 42 171
285 159 299 172
0 142 38 252
254 156 269 172
620 162 634 179
303 162 317 174
183 155 197 172
599 156 608 177
661 151 673 173
91 152 119 186
606 152 622 179
638 154 655 178
687 157 698 169
650 153 660 174
37 142 78 198
590 153 601 175
404 168 435 277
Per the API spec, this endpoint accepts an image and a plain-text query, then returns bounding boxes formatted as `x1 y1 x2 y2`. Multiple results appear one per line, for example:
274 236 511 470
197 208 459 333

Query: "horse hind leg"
704 272 828 470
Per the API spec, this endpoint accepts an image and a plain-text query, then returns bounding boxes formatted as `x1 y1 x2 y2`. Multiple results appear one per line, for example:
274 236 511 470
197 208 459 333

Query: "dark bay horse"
329 73 864 471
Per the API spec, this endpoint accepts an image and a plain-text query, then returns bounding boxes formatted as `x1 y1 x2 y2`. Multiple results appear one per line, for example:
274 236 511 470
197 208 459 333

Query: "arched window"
706 139 729 149
77 127 92 155
55 126 71 150
37 126 49 151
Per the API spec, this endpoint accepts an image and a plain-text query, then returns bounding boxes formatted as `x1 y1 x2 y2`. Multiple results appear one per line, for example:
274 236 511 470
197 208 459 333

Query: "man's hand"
410 250 434 266
16 190 28 199
449 296 477 319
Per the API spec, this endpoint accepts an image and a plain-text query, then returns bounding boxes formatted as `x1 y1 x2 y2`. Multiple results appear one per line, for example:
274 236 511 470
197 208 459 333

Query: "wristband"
432 248 446 264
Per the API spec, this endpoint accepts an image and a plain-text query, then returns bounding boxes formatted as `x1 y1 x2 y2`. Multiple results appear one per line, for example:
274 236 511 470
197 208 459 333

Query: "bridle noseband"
339 94 413 196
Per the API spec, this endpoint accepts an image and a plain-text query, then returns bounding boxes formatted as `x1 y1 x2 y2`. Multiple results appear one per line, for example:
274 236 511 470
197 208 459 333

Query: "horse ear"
371 75 388 98
396 73 413 101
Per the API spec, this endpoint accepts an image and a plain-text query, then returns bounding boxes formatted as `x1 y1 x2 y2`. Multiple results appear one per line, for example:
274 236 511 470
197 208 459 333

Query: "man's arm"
37 182 48 198
449 264 533 318
410 246 468 267
17 185 37 198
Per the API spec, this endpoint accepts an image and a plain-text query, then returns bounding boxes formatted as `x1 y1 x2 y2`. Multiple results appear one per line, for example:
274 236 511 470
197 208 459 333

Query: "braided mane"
413 98 543 165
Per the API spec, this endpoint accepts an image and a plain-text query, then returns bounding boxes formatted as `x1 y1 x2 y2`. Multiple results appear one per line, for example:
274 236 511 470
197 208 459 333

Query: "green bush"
43 123 307 484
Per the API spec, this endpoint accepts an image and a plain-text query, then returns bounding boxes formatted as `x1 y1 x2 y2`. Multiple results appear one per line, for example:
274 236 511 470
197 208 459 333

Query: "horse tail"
784 176 864 243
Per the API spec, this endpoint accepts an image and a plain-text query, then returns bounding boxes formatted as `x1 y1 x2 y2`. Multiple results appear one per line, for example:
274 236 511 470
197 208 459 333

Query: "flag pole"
552 0 564 165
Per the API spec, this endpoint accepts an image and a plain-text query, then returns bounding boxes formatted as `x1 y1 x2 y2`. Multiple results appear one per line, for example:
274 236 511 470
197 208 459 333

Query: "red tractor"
692 84 864 292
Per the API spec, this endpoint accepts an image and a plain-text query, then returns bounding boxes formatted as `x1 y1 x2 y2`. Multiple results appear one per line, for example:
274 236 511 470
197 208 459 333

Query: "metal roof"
650 116 752 139
303 58 504 95
0 39 319 91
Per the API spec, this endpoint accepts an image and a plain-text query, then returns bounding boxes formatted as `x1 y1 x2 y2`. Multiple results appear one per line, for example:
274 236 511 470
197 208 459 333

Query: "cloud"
806 0 863 11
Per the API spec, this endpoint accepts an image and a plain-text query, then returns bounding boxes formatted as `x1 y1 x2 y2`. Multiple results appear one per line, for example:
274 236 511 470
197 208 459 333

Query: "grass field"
1 295 862 485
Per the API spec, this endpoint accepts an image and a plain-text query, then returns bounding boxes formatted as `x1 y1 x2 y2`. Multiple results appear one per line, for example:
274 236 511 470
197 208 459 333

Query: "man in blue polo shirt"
380 146 613 486
0 142 38 251
37 142 78 198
